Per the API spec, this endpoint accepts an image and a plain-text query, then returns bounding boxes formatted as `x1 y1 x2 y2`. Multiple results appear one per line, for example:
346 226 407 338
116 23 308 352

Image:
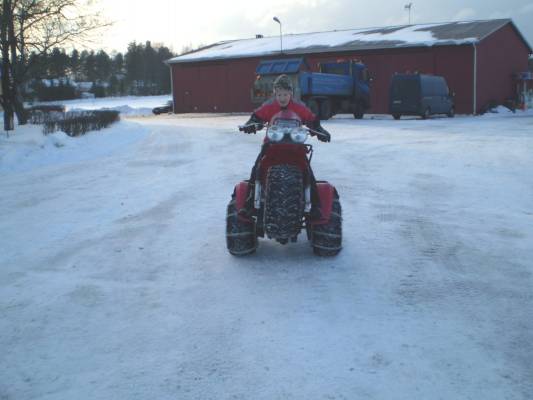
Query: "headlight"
267 126 285 142
290 127 308 143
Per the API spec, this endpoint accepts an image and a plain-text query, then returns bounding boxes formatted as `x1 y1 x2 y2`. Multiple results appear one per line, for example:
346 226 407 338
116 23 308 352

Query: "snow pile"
34 95 172 117
0 121 149 173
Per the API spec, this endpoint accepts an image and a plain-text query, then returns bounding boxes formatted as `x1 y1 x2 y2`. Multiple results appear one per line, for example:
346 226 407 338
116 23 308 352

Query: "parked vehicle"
389 73 455 119
152 100 173 115
226 109 342 256
251 58 371 120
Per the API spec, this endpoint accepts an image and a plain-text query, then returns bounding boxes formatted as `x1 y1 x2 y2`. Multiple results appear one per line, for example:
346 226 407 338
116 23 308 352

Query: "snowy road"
1 113 533 399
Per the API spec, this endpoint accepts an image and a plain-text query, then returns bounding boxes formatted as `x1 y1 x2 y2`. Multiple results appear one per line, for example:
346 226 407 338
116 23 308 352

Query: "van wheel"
353 103 364 119
447 107 455 118
392 114 401 120
421 107 430 119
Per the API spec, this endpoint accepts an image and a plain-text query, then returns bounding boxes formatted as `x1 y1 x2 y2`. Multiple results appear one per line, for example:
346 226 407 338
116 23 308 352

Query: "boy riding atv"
240 74 331 217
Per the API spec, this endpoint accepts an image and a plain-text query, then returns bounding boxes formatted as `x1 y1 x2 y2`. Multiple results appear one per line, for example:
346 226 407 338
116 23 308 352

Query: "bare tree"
1 0 16 130
1 0 109 129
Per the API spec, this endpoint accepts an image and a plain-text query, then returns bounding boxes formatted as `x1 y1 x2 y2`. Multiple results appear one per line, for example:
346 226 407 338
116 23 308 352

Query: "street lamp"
273 16 283 54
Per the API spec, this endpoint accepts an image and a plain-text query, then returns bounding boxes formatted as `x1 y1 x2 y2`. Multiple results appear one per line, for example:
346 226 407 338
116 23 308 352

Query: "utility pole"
273 16 283 54
404 3 413 25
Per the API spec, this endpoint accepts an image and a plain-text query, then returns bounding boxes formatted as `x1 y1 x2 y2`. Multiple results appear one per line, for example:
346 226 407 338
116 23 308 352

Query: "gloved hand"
309 117 331 142
242 123 263 134
315 126 331 142
240 113 264 134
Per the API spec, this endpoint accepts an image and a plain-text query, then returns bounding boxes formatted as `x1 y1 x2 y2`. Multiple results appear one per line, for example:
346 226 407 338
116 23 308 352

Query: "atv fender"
233 181 252 222
313 182 337 224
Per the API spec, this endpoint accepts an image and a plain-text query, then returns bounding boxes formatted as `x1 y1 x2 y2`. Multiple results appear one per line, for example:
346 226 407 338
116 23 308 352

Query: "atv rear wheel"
310 194 342 256
264 165 304 240
226 197 257 256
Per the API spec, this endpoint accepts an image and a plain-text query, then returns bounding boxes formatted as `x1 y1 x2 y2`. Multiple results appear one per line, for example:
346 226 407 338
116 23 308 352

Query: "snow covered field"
1 109 533 399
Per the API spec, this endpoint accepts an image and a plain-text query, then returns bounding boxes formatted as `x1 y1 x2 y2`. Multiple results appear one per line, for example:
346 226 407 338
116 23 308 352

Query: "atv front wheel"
309 194 342 256
264 164 304 240
226 197 257 256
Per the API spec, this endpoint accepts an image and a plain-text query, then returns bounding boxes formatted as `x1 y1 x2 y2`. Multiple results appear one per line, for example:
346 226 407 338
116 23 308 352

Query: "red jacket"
254 99 317 125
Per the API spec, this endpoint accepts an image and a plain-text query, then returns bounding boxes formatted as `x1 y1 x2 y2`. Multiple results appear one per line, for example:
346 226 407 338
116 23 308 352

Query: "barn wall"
172 59 258 113
432 46 475 114
305 47 475 114
476 24 531 112
172 47 476 115
170 22 530 115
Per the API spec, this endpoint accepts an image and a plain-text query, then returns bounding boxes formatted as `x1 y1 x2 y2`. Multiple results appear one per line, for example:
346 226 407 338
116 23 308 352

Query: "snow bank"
34 95 172 117
0 121 149 173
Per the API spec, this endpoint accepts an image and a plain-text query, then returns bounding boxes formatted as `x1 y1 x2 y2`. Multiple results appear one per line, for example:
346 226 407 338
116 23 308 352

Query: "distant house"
167 19 532 115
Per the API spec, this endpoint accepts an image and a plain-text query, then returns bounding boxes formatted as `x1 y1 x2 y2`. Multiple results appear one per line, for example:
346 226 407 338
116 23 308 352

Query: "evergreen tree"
157 46 173 93
70 49 80 79
112 52 124 76
84 50 97 82
95 50 111 81
49 47 69 78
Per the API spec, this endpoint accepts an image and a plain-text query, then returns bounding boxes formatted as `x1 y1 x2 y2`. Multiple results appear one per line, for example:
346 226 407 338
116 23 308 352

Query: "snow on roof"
168 19 526 64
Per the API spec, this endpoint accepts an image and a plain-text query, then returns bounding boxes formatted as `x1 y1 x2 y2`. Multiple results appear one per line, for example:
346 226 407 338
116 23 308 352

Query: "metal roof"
168 19 532 64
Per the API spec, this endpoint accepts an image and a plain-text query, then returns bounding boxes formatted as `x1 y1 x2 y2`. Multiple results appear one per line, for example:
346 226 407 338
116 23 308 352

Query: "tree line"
1 0 110 128
1 0 178 131
27 41 176 101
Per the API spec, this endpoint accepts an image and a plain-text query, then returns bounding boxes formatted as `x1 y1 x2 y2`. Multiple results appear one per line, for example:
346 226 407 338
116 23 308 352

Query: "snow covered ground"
1 109 532 399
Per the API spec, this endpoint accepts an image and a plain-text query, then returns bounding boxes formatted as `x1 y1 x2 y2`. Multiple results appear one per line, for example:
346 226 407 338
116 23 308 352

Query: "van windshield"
392 79 419 102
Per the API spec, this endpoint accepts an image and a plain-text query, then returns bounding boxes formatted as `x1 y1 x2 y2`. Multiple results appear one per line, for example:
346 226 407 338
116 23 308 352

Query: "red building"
167 19 532 115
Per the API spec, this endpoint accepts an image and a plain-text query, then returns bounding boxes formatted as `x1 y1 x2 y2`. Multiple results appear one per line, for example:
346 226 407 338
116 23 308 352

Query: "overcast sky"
95 0 533 54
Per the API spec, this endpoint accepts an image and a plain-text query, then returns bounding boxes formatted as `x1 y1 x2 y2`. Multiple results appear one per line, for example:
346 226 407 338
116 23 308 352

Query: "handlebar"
306 127 330 141
238 123 330 142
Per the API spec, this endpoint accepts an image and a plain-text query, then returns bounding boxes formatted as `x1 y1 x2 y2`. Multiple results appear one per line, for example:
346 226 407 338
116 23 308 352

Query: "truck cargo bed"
299 72 353 97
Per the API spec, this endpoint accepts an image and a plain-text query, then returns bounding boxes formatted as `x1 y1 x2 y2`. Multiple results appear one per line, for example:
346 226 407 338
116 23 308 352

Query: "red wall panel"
476 24 530 113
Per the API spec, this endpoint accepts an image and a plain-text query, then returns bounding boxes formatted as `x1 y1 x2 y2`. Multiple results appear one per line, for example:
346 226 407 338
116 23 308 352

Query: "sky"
94 0 533 54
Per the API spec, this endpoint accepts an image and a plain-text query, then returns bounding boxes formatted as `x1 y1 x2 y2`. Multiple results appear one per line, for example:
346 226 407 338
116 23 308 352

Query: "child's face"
275 89 292 107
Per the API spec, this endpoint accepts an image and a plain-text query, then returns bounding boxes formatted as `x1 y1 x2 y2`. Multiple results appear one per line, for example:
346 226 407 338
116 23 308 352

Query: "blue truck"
251 58 371 120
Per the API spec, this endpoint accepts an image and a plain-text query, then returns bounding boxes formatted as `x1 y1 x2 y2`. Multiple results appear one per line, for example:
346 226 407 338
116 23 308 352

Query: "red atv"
226 110 342 256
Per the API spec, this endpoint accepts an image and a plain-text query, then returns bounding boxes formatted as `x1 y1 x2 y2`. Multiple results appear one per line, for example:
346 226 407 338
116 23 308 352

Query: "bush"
27 105 66 124
27 104 66 113
43 110 120 136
